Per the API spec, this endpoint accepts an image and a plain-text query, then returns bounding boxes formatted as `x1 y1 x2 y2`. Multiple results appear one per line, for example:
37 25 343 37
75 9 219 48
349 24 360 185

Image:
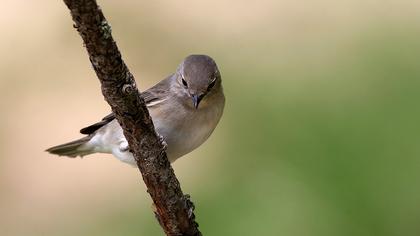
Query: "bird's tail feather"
46 136 93 158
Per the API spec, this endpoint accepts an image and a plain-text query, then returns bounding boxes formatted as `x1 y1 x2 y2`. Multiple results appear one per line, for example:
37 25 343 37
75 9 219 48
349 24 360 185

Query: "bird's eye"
181 78 188 88
208 77 217 90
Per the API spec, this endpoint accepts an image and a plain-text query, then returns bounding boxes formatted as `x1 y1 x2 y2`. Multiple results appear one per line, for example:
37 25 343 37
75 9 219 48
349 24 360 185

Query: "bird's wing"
79 75 172 135
140 78 171 108
79 113 115 135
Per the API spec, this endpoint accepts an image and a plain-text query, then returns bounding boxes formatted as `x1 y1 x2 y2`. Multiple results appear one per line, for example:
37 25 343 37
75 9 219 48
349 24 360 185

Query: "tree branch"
62 0 201 235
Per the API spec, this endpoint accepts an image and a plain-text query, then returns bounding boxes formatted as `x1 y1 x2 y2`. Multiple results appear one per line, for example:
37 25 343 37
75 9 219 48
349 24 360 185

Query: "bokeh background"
1 0 420 235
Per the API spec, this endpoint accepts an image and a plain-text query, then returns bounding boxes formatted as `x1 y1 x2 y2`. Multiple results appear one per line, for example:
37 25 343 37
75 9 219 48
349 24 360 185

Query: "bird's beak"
192 94 204 109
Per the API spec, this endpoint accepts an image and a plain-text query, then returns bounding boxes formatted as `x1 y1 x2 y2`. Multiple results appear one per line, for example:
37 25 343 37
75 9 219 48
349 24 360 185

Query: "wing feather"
79 75 172 135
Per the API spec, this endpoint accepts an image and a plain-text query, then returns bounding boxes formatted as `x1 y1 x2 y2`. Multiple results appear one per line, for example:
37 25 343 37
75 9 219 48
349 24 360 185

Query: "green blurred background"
1 0 420 235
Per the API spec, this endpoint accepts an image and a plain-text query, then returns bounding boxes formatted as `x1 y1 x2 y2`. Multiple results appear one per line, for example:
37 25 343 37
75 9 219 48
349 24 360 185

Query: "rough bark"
62 0 201 235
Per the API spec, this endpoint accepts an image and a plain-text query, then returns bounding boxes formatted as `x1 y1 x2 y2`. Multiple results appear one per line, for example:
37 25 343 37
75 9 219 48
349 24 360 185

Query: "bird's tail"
46 136 93 158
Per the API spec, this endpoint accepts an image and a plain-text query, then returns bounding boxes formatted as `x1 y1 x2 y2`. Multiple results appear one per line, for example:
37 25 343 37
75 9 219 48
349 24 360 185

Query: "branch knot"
99 20 112 39
122 83 136 95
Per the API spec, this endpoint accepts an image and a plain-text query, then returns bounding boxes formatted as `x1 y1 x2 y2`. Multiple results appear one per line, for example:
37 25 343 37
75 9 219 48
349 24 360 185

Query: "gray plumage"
46 136 92 157
46 55 225 166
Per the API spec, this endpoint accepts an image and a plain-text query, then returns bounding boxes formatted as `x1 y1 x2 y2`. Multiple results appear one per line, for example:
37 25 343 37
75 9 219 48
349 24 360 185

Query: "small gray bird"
46 55 225 166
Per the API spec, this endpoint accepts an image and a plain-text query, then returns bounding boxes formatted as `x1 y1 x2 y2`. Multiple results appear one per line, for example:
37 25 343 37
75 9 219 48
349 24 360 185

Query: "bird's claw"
158 134 167 149
119 141 129 152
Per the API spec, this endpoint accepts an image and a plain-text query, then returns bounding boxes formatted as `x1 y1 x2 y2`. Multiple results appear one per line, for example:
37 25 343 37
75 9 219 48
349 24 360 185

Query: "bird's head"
176 55 222 109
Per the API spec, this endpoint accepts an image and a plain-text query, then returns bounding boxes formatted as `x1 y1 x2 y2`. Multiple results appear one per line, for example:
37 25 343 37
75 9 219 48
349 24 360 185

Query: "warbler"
46 55 225 166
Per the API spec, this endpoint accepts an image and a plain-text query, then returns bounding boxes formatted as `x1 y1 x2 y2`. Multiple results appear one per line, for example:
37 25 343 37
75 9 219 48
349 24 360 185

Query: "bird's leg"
157 133 167 150
119 140 129 152
119 135 166 152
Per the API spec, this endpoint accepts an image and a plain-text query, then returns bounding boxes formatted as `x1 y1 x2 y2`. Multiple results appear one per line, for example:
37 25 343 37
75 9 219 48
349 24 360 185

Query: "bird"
46 55 225 166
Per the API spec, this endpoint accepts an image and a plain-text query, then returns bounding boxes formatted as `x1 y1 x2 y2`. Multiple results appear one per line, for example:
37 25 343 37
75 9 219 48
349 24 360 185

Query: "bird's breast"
149 95 224 162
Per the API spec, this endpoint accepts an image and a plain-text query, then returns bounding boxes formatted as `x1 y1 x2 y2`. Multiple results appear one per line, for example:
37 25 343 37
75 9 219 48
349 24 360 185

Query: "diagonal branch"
62 0 201 235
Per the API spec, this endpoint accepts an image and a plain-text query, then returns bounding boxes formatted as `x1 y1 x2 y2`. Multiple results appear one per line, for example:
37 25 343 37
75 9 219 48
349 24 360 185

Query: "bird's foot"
119 141 129 152
158 134 167 150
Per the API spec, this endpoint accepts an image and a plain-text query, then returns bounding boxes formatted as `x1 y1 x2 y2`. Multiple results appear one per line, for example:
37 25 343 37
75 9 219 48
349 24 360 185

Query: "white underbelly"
152 105 222 162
